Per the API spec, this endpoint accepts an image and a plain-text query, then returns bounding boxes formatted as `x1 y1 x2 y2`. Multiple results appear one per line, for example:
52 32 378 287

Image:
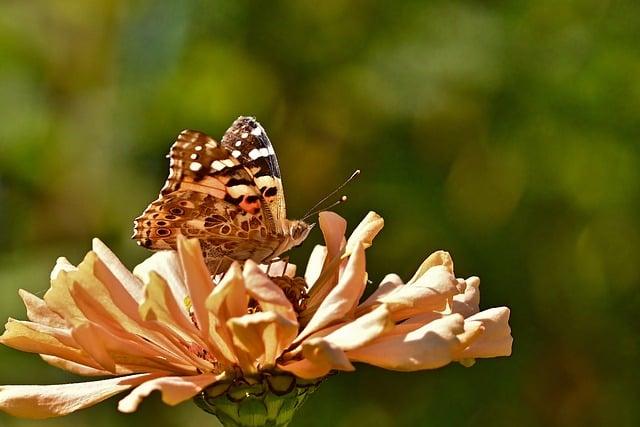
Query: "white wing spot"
241 132 249 139
259 147 269 157
211 160 226 171
190 153 198 160
232 150 242 158
194 145 203 151
221 159 235 167
235 141 242 147
251 127 262 136
248 148 261 160
189 162 203 172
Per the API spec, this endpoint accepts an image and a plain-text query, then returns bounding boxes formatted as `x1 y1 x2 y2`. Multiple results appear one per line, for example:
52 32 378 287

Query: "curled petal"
451 276 481 317
356 273 403 315
318 211 347 264
304 245 327 289
407 251 454 284
344 211 384 255
228 311 298 373
0 373 164 419
279 339 354 380
50 257 77 280
303 213 347 309
118 373 223 413
346 314 479 371
320 304 395 351
206 262 248 320
377 266 458 320
277 358 332 380
203 262 245 365
296 242 367 342
461 307 512 358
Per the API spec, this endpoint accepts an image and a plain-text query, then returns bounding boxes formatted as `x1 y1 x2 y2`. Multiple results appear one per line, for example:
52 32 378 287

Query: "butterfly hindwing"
133 189 280 272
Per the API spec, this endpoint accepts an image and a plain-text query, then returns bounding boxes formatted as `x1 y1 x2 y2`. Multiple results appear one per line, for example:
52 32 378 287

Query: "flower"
0 211 512 424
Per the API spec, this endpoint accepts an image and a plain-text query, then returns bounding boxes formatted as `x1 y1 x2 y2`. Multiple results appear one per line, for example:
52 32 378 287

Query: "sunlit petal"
0 373 164 419
118 373 224 413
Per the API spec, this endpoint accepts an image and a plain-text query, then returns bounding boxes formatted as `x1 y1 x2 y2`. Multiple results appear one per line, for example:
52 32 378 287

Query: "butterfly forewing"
220 117 287 224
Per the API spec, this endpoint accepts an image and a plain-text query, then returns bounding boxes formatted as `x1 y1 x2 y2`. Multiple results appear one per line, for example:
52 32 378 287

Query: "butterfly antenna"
301 169 360 220
302 196 348 221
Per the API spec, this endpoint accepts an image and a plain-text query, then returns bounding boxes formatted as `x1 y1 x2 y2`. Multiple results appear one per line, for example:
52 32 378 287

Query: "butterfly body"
133 117 312 273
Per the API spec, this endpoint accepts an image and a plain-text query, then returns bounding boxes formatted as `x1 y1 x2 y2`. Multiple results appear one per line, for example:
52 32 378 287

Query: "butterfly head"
287 220 314 248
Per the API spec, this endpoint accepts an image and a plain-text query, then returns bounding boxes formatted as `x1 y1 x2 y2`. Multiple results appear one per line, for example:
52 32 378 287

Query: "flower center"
269 275 309 314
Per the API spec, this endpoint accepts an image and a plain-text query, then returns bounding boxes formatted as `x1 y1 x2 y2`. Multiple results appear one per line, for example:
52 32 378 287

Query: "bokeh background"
1 1 639 426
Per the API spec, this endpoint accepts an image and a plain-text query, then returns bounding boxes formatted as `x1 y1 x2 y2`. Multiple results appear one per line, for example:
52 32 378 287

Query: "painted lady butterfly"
133 116 313 274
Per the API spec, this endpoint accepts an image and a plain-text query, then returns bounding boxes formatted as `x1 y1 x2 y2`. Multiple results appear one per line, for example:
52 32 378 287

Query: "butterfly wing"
220 116 287 225
133 129 281 269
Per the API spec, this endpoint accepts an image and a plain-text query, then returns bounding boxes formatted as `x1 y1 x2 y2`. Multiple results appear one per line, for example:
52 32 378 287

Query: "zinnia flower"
0 211 512 426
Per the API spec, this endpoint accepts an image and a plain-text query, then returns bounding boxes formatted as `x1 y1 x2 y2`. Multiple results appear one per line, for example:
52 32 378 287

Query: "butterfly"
133 116 313 274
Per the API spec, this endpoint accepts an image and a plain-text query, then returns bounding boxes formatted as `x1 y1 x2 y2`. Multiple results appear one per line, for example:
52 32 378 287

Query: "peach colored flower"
0 211 512 423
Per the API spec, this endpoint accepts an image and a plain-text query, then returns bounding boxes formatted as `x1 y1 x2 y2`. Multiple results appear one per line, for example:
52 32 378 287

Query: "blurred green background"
1 1 639 426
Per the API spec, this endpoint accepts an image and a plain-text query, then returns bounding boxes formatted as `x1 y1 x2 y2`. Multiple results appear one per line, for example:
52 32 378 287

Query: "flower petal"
243 260 297 324
18 289 66 328
304 245 327 289
320 304 394 351
204 263 247 365
139 271 206 347
40 355 112 376
0 373 163 419
302 213 347 313
92 238 144 303
68 272 197 370
227 311 298 373
451 276 481 318
50 257 77 280
133 250 188 311
176 237 214 341
346 314 477 371
407 250 454 284
318 211 347 264
355 273 403 315
461 307 512 358
279 339 354 380
344 211 384 255
118 373 223 413
296 242 367 342
0 319 100 370
378 265 458 321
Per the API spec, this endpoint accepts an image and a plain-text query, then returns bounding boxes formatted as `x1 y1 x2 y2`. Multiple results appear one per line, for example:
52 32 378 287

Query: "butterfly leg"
207 256 236 277
281 256 290 276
